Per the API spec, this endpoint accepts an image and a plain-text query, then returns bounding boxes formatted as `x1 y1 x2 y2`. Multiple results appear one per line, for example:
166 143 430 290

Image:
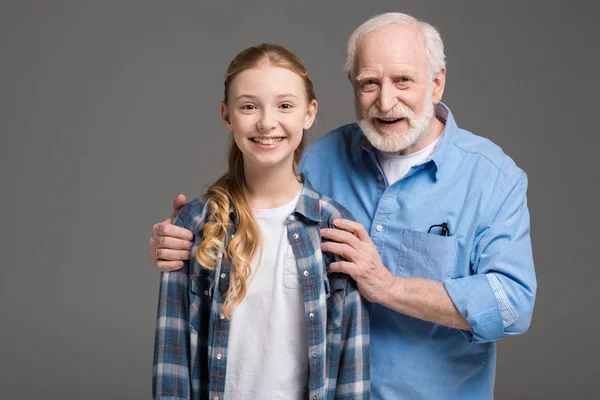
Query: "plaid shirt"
153 178 370 400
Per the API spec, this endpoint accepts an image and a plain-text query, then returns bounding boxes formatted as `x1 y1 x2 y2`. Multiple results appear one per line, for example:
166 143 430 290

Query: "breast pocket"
397 228 459 281
284 244 302 289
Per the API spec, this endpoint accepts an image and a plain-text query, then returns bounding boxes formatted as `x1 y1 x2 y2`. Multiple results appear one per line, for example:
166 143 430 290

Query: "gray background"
1 0 598 399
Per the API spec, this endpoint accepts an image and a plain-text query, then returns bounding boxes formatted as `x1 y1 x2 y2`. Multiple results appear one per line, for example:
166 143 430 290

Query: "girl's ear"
303 99 318 130
221 102 233 131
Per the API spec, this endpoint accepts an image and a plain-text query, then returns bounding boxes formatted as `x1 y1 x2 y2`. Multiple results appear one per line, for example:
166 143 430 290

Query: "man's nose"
377 83 398 114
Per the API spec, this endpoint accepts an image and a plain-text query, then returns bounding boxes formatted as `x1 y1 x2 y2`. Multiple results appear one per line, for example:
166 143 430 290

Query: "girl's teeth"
253 138 283 144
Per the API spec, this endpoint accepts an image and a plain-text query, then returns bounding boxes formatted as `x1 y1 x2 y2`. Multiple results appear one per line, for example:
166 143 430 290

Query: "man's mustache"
365 103 415 120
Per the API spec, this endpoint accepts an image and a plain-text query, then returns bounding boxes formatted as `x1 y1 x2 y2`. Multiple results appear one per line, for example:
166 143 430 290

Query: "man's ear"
221 102 232 131
303 99 318 130
431 67 446 104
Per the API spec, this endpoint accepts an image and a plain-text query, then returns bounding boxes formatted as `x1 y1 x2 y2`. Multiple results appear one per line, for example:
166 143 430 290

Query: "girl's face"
221 65 317 173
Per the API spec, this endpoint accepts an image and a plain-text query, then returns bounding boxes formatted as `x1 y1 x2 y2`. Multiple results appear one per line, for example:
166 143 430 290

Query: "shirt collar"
351 102 458 180
293 176 322 222
226 174 322 223
429 103 457 180
351 125 371 161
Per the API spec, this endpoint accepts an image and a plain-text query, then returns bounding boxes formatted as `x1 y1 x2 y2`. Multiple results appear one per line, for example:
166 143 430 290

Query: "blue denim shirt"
153 179 370 400
299 103 536 400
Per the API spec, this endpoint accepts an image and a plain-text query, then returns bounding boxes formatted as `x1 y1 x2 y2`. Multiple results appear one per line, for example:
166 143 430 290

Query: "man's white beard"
358 91 435 154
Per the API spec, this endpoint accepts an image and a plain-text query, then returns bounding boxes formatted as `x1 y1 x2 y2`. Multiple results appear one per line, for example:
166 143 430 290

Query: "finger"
321 241 360 262
333 218 371 241
156 222 194 241
327 261 356 277
321 228 362 249
156 260 185 272
154 248 192 262
153 218 171 238
156 236 193 251
153 218 171 232
171 194 188 222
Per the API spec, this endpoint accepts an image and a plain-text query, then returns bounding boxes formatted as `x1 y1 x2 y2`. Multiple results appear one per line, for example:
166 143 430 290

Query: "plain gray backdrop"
1 0 598 399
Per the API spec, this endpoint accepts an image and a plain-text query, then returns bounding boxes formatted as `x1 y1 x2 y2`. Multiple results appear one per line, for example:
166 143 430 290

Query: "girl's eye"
241 104 256 110
280 103 293 109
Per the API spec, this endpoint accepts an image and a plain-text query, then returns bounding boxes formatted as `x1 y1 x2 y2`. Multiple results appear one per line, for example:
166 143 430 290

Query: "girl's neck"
243 163 302 209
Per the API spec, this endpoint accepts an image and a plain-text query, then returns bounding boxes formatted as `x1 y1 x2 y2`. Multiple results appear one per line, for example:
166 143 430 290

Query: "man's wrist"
374 267 397 305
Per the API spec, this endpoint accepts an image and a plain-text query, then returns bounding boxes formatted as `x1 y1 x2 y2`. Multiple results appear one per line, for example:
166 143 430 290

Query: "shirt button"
204 290 209 296
309 313 314 319
220 313 225 320
220 273 226 279
312 353 317 358
289 215 295 221
293 233 299 239
231 234 235 239
216 353 222 360
313 396 317 400
377 174 383 181
214 397 219 400
376 224 383 232
303 270 309 277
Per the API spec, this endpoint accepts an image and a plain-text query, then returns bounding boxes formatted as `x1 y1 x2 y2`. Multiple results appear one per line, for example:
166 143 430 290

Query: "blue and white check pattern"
153 178 370 400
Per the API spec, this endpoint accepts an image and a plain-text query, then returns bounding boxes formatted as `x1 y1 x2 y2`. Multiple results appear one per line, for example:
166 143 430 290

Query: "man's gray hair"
345 12 446 79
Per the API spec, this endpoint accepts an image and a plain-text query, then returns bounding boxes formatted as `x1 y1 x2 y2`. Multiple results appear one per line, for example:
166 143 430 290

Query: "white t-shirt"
224 189 307 399
376 136 441 185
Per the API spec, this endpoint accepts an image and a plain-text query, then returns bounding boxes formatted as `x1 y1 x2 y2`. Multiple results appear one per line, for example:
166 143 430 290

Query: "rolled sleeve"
321 197 371 397
445 171 536 343
444 274 504 342
153 210 193 399
336 278 371 399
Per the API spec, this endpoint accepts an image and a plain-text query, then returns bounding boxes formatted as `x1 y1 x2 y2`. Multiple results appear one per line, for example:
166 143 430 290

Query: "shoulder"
306 123 361 154
448 127 528 222
173 196 209 233
301 175 356 226
450 127 524 180
318 193 355 228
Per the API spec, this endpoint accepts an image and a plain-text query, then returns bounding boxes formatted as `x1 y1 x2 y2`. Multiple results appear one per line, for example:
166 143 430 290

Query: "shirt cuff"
486 274 519 328
443 274 504 343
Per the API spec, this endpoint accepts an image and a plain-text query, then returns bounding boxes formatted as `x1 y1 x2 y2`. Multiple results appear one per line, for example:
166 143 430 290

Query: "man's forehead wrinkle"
356 60 418 79
355 66 382 81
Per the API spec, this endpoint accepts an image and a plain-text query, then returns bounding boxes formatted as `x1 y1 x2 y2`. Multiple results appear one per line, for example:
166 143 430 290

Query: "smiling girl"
152 43 370 400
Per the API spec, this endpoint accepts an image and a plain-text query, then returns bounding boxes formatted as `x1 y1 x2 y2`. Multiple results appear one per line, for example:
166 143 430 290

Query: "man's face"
352 23 443 154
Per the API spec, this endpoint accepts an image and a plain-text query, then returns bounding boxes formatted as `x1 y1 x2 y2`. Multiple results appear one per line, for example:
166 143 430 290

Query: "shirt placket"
208 226 235 400
286 214 327 400
368 150 405 259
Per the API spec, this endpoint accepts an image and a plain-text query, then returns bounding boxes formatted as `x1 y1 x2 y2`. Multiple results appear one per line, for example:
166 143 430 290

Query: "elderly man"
150 12 536 399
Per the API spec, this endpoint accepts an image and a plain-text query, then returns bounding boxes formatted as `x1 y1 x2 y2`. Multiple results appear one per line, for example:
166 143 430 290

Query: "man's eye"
397 77 410 83
361 80 378 90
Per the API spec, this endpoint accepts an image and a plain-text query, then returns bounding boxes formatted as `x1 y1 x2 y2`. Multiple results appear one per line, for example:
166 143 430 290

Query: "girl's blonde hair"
195 43 316 319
